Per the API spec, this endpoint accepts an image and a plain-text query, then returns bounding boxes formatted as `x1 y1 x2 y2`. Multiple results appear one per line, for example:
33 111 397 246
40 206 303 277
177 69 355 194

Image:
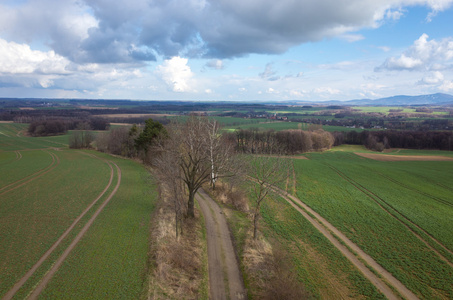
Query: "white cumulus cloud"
156 56 195 92
0 38 70 75
376 34 453 71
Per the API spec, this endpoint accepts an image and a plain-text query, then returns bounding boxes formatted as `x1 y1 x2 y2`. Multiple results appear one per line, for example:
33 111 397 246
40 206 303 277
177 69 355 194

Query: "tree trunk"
253 209 259 239
187 190 195 218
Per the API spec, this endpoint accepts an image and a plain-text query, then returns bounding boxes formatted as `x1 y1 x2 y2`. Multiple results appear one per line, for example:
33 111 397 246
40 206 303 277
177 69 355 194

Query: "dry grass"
146 185 205 299
243 235 311 300
209 181 311 299
209 182 249 212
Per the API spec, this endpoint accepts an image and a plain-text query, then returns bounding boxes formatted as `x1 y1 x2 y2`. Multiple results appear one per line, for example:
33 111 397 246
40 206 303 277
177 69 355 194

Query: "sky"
0 0 453 101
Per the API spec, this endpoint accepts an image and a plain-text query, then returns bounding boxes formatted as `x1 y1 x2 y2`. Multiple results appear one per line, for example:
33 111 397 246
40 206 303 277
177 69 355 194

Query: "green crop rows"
259 193 385 299
0 124 157 299
294 151 453 299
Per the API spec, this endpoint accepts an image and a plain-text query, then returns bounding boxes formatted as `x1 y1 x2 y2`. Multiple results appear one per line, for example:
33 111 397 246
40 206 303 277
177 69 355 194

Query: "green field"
291 150 453 299
225 147 453 299
224 121 365 132
0 124 157 299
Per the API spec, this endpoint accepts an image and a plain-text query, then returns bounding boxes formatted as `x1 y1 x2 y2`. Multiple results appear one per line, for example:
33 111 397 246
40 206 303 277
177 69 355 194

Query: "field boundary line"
27 161 122 299
2 154 115 300
328 164 453 263
265 182 419 300
0 150 59 195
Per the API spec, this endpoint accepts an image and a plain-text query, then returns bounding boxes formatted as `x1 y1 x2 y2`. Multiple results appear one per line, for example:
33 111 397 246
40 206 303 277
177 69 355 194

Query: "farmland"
2 111 453 299
220 144 452 299
0 123 157 299
286 150 453 299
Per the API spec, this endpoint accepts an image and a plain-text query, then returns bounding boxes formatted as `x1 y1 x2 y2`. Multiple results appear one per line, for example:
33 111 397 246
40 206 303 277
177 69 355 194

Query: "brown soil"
196 188 246 300
355 152 453 161
273 187 419 300
289 155 309 159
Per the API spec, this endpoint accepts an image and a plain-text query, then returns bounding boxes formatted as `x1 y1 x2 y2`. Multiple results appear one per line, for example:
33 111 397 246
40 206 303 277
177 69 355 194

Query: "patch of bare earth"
355 152 453 161
147 185 206 300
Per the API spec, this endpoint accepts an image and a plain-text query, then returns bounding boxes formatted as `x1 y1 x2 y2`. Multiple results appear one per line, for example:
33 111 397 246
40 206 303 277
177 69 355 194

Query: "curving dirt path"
2 156 120 300
271 186 419 300
0 150 59 196
196 188 246 300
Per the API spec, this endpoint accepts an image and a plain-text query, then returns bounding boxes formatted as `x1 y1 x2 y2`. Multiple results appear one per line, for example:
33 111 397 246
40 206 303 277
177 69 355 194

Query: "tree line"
228 128 335 154
28 117 109 137
333 130 453 151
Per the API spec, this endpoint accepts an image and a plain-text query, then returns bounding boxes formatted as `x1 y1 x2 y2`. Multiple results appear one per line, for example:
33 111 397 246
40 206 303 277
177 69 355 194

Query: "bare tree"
155 116 236 218
247 155 290 239
154 148 186 237
69 122 94 149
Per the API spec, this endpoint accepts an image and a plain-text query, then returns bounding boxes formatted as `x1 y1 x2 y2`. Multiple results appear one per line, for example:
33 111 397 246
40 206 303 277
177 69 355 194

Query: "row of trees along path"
153 117 246 298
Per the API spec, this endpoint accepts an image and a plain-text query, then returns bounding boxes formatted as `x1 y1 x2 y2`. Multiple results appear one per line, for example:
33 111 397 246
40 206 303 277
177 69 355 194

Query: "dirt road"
196 189 246 300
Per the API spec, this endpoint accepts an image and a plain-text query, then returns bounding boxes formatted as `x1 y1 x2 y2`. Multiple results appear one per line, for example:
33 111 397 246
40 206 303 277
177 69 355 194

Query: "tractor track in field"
269 185 419 300
0 151 22 167
196 188 246 300
0 150 59 196
2 154 120 300
15 151 22 161
326 164 453 266
372 169 453 208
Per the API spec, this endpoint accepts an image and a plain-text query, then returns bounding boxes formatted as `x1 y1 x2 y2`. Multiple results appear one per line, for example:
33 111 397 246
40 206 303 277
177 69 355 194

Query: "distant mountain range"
319 93 453 106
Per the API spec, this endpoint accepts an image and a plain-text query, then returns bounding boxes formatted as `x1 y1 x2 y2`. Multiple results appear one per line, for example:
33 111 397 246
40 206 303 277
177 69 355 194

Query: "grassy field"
224 147 453 299
0 124 157 299
293 150 453 299
224 121 364 132
259 193 385 299
0 123 70 150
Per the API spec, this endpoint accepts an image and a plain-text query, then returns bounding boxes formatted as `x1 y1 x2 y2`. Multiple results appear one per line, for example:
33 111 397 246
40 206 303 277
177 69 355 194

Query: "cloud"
156 56 195 92
417 71 444 85
205 59 224 70
266 87 278 94
0 39 70 75
378 46 391 52
376 34 453 71
440 80 453 91
259 63 280 81
2 0 453 63
339 34 365 42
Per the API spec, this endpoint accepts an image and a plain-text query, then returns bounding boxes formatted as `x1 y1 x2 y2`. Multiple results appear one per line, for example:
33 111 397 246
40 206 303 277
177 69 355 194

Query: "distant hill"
332 93 453 106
